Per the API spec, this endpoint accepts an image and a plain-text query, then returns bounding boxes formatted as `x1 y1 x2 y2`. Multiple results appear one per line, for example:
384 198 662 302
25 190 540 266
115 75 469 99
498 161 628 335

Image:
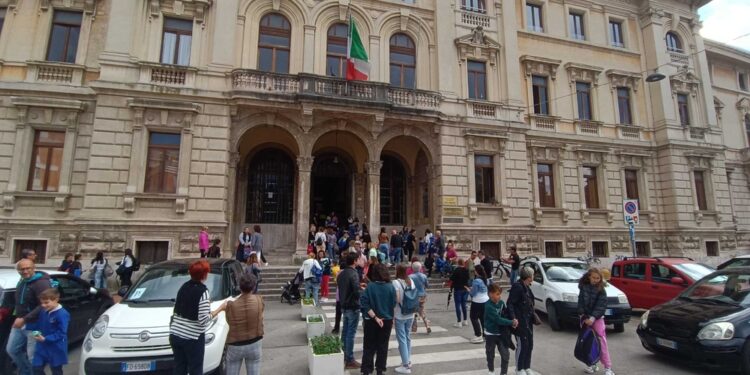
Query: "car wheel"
546 300 562 331
741 340 750 375
613 323 625 333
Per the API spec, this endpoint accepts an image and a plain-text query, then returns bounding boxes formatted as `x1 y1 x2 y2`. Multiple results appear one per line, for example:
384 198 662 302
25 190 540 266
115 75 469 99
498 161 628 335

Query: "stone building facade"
0 0 747 267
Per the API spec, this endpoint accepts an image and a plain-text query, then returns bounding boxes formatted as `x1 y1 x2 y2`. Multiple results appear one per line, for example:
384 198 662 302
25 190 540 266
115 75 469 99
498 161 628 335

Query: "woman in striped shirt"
169 260 227 374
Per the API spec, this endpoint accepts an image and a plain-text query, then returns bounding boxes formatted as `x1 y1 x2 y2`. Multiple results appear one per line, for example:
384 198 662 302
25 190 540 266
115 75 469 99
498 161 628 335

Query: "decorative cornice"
455 26 501 64
606 69 642 92
520 55 562 80
565 62 603 84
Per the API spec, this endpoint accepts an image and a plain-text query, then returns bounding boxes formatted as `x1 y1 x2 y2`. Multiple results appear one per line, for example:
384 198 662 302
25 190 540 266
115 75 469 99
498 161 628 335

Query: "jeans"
592 317 611 368
169 333 205 375
510 269 519 285
326 244 335 261
485 334 510 374
94 269 106 289
304 279 320 306
225 339 262 375
470 301 486 337
34 366 62 375
342 309 360 363
514 332 534 371
378 244 390 264
6 328 35 375
390 247 403 264
395 318 414 367
454 289 468 322
361 318 393 374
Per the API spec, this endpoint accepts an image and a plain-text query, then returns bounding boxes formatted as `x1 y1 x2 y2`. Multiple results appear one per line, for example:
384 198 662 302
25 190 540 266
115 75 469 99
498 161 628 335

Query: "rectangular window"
677 94 690 126
161 18 193 66
569 12 585 40
576 82 592 120
144 132 181 194
46 11 82 63
706 241 719 257
694 170 708 210
617 87 632 125
475 155 494 203
610 20 624 47
592 241 609 257
532 75 549 115
0 8 6 35
467 60 487 100
479 241 502 260
537 163 555 207
544 242 563 258
526 4 543 32
136 241 170 264
14 240 48 264
28 130 65 192
583 166 599 209
624 169 639 201
740 73 748 91
635 241 651 257
624 263 646 280
462 0 486 13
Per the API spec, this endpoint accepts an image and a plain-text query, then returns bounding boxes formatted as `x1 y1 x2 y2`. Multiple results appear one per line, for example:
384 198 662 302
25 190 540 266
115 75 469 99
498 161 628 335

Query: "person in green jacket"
360 263 396 375
484 283 518 375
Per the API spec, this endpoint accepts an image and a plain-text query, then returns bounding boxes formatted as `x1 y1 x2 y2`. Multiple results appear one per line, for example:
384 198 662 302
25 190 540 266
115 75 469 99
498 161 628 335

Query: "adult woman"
447 258 470 328
308 224 317 245
404 229 416 263
169 259 226 374
198 226 210 258
578 268 614 375
318 250 332 302
237 227 252 262
445 241 458 263
508 267 538 375
90 252 108 289
360 263 396 375
58 253 74 274
116 248 136 287
245 253 262 294
469 265 490 343
251 225 267 266
225 274 264 375
392 264 414 374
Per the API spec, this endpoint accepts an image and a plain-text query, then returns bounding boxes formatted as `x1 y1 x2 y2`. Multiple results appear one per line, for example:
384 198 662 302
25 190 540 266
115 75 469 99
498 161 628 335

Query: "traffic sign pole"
629 221 636 258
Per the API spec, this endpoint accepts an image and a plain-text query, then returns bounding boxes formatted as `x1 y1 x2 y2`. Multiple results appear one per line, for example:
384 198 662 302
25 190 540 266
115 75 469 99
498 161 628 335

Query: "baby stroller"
435 257 454 278
281 270 303 305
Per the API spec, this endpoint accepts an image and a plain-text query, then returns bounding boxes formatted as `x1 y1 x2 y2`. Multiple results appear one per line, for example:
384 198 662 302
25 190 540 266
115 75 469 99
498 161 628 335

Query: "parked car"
609 257 714 309
79 258 244 375
520 257 631 332
637 267 750 374
718 255 750 270
0 269 114 374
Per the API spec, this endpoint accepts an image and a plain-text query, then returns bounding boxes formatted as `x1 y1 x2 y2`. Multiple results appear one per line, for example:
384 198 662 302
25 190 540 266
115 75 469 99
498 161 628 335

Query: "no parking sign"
623 199 639 225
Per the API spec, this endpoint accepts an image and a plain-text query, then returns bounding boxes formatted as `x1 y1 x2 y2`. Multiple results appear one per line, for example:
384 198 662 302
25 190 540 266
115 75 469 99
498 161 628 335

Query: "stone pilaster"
366 160 383 235
296 157 314 255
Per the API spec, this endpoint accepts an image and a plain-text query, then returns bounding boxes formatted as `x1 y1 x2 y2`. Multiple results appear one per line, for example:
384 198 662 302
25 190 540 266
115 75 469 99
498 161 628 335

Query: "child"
484 284 517 375
208 238 222 258
72 254 83 277
30 288 71 375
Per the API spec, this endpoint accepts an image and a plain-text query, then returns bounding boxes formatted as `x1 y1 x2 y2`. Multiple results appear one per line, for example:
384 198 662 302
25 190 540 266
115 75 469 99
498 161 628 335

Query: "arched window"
666 32 682 53
389 33 416 89
745 114 750 146
380 155 406 225
246 149 295 223
326 23 348 77
462 0 486 13
258 13 291 73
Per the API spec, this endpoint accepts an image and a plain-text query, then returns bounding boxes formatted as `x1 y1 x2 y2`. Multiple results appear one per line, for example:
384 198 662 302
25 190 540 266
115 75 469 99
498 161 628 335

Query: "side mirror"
117 286 130 298
670 277 686 286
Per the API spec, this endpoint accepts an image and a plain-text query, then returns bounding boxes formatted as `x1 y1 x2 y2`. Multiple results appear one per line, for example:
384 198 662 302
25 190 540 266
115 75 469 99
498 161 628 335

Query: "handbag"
104 262 115 278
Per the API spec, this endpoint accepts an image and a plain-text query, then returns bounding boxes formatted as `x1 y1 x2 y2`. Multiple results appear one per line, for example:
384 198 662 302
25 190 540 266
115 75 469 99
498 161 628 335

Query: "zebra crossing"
318 302 518 375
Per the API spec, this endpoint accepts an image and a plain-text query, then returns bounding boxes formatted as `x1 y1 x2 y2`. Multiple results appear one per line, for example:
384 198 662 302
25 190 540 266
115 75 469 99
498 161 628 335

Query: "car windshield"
723 258 750 269
542 262 587 282
673 263 714 282
682 272 750 307
124 267 224 303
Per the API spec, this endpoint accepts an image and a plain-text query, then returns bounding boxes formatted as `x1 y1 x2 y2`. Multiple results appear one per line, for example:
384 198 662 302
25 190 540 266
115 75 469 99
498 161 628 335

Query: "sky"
698 0 750 52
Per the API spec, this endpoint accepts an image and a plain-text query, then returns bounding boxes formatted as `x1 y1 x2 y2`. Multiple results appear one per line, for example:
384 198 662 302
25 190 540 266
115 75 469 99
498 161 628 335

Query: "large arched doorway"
311 153 352 226
380 155 406 225
246 149 295 223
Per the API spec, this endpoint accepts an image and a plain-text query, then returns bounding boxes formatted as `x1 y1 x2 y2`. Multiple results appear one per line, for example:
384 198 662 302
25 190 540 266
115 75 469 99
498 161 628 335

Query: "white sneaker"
463 320 470 326
471 336 484 343
395 365 412 374
264 262 269 266
527 370 542 375
453 322 463 328
320 297 328 303
515 370 528 375
604 369 614 375
584 365 598 374
488 371 496 375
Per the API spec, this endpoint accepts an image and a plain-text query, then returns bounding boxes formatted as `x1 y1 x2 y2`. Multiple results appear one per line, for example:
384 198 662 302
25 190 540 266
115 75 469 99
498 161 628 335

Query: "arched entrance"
380 155 406 225
246 149 295 224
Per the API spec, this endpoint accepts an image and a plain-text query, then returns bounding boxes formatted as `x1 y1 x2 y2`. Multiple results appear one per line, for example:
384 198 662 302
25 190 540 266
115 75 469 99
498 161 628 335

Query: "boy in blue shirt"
30 288 70 375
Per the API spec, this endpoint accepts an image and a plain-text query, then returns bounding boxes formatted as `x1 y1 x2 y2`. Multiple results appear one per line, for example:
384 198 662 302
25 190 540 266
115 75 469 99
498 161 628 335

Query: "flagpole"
345 2 352 94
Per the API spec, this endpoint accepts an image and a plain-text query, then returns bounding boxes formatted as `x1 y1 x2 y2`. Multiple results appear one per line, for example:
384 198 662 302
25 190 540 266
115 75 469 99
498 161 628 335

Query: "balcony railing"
461 10 490 28
669 51 689 65
617 125 641 140
529 114 557 131
575 120 602 136
469 101 497 119
689 127 706 141
231 70 441 111
139 62 197 87
26 61 85 86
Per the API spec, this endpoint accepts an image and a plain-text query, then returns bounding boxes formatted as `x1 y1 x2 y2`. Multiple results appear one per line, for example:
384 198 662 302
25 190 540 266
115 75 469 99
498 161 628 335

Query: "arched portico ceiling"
374 124 437 172
231 112 304 155
311 129 370 174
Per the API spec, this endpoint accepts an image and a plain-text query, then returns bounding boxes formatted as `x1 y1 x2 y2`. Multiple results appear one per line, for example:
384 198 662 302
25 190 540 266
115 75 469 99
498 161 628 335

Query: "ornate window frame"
124 98 200 214
3 97 85 212
685 152 720 224
521 55 561 122
528 142 567 223
616 150 655 224
465 130 508 221
566 62 603 123
455 26 501 102
574 147 613 224
607 69 641 127
670 68 702 131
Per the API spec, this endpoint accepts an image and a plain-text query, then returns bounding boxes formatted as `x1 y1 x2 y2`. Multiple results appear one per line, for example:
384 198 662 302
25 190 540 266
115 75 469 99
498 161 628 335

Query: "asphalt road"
66 292 730 375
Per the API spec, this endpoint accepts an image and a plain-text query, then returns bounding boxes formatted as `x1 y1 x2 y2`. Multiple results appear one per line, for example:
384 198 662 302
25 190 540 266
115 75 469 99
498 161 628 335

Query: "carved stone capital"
365 160 383 176
175 197 187 214
297 156 314 172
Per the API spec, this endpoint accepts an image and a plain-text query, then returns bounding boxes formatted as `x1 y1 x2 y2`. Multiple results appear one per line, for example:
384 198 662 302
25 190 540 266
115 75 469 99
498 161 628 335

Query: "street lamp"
645 71 666 82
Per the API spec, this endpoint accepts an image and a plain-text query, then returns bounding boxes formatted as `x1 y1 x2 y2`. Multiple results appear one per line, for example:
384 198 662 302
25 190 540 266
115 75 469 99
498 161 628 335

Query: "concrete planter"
306 314 326 340
301 300 316 320
308 340 344 375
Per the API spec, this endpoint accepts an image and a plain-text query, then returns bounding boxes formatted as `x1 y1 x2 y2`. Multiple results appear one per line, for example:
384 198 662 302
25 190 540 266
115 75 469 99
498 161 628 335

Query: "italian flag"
346 16 370 81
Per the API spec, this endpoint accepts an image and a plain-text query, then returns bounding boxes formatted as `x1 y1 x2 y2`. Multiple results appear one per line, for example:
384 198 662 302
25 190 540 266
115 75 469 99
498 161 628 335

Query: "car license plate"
656 338 678 350
121 361 155 372
605 309 613 316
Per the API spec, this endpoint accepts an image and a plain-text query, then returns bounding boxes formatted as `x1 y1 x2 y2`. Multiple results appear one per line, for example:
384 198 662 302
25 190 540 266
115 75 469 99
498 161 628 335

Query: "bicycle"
578 251 601 267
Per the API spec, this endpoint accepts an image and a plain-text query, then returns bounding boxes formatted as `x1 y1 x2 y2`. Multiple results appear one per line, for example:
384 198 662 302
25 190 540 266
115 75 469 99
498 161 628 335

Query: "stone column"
303 25 316 73
100 0 138 62
500 0 523 106
296 157 314 256
366 160 383 235
226 152 240 246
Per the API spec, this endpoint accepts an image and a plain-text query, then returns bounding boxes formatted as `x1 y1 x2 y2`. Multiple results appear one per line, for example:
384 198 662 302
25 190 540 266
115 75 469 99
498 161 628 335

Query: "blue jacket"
31 306 70 367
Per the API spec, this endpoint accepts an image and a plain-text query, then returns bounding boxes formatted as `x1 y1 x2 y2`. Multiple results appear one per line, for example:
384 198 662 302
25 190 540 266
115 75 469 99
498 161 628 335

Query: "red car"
609 257 714 309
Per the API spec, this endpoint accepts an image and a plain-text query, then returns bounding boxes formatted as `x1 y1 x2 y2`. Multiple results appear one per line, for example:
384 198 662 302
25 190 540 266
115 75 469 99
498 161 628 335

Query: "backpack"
399 279 420 315
315 237 324 246
132 257 141 271
311 262 323 283
574 324 602 366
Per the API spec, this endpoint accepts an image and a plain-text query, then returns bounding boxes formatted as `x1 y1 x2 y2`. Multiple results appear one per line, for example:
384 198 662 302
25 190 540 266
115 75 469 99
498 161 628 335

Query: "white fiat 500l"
79 258 244 375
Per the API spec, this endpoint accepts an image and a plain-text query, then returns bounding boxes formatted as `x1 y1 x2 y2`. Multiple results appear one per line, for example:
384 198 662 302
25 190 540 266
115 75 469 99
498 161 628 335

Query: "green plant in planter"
310 334 342 355
302 297 315 306
307 314 324 323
